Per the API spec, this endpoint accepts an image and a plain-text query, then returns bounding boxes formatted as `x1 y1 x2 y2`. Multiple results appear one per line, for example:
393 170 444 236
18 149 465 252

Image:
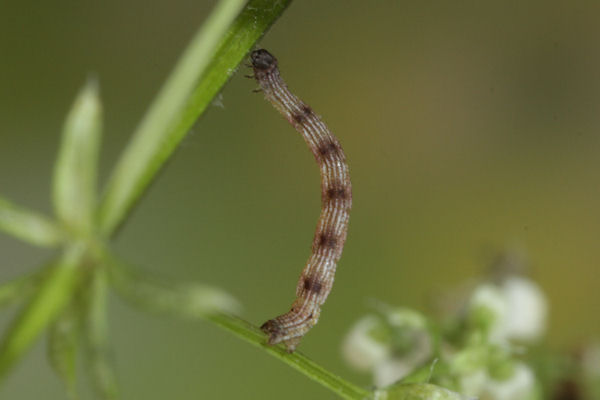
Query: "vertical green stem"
0 244 85 379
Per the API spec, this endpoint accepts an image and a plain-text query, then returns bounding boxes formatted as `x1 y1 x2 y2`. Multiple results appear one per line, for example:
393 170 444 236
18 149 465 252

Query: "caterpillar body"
250 49 352 352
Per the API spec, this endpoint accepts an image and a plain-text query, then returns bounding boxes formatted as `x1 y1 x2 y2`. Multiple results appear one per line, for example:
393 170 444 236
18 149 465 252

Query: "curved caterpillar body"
250 49 352 352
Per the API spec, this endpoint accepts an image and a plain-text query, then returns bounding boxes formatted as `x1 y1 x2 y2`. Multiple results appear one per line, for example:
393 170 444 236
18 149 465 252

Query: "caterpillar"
250 49 352 352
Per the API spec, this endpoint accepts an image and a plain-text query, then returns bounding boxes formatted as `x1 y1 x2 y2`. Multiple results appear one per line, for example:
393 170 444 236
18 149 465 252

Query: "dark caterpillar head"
260 319 284 344
251 49 278 72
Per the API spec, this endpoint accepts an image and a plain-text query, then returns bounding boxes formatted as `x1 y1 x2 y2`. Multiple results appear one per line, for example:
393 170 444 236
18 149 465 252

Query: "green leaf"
98 0 292 236
83 268 118 400
47 307 79 400
0 196 64 247
53 78 102 235
0 243 85 379
107 256 240 317
374 383 472 400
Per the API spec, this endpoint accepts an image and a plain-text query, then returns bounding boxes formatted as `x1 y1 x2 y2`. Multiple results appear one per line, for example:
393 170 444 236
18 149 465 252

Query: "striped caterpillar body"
250 49 352 352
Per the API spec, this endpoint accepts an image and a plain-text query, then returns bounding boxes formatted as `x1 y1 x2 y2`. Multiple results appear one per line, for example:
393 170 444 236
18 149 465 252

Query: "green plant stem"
208 313 372 400
0 244 85 378
98 0 291 236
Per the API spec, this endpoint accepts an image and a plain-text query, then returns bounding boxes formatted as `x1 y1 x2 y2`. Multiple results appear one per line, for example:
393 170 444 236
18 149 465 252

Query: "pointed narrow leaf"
98 0 292 236
107 256 240 318
53 79 102 234
0 196 63 247
47 307 79 399
83 268 118 399
0 244 85 379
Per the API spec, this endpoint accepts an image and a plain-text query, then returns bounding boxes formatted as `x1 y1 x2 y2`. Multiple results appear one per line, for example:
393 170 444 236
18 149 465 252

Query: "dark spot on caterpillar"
317 230 338 250
326 184 349 200
301 105 313 116
292 112 306 124
303 276 323 294
292 105 314 125
317 139 342 159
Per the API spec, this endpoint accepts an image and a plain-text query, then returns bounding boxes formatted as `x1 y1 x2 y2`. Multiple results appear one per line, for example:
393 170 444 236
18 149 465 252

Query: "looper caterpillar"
250 49 352 352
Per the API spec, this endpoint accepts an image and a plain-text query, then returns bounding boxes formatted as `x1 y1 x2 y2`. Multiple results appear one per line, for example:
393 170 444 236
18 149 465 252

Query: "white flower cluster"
341 273 549 400
453 275 547 399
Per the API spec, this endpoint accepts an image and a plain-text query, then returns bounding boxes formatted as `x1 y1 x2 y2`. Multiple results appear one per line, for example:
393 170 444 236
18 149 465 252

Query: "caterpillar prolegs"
250 49 352 352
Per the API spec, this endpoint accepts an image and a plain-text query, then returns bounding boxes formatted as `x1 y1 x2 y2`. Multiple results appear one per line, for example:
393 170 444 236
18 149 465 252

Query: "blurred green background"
1 1 600 398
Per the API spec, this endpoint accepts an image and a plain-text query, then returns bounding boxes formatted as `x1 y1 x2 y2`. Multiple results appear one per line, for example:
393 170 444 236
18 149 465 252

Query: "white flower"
342 316 391 371
500 277 547 341
460 363 537 400
468 277 548 343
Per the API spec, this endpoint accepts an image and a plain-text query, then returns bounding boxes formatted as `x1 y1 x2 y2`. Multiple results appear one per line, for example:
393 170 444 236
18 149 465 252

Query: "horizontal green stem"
208 313 372 400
